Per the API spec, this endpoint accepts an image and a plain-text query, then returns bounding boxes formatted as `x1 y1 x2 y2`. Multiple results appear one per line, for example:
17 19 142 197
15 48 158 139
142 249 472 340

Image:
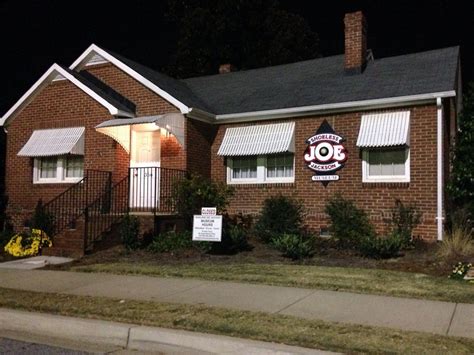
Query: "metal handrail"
83 167 186 251
43 169 112 237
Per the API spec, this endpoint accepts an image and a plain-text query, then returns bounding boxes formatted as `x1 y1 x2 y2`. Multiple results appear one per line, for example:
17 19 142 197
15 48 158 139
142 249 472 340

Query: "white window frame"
227 154 295 184
362 148 410 183
33 156 84 184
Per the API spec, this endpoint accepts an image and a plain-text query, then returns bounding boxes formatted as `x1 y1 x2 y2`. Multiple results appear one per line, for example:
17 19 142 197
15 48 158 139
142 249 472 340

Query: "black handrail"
128 167 187 214
84 175 129 251
43 169 112 237
84 167 186 251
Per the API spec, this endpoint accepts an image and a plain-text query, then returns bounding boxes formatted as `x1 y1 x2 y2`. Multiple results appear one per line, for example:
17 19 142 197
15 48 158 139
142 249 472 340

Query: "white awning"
95 113 185 153
18 127 85 157
217 122 295 156
356 111 410 148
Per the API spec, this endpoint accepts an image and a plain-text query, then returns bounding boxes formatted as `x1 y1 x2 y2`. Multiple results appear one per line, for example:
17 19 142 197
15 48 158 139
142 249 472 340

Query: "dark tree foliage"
447 83 474 212
165 0 320 78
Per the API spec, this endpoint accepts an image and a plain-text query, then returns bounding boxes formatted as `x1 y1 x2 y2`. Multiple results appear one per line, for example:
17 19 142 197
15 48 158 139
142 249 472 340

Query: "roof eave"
212 91 457 124
0 63 132 127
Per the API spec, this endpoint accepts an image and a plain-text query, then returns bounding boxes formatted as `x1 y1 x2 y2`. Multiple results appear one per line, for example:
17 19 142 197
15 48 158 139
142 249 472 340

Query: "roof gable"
70 44 191 114
0 64 134 126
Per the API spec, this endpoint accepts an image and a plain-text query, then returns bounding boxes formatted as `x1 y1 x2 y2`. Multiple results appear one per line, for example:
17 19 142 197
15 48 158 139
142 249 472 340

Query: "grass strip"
0 287 473 354
72 262 474 304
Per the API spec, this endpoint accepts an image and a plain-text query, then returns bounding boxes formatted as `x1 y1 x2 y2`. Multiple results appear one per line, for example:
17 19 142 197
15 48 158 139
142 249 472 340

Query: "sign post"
192 207 222 242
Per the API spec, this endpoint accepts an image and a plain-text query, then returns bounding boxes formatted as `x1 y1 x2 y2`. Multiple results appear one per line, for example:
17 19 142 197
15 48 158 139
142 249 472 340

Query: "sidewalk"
1 268 473 339
0 308 333 354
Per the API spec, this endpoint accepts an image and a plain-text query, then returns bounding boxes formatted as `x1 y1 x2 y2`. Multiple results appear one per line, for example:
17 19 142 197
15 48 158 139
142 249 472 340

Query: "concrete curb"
0 308 334 354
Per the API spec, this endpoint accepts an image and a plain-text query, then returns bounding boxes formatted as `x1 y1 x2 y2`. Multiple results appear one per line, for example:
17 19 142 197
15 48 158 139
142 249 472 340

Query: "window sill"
227 179 295 185
362 182 410 189
33 178 82 185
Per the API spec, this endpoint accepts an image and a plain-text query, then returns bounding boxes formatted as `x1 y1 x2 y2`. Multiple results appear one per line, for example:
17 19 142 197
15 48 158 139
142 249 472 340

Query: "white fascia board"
214 91 457 124
0 64 132 126
186 107 216 123
70 44 190 114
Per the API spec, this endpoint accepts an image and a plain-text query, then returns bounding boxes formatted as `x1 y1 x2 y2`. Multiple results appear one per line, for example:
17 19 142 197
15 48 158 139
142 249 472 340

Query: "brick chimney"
344 11 367 74
219 63 235 74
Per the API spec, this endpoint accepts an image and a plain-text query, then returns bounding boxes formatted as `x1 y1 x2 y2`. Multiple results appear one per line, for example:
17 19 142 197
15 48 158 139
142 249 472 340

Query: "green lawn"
1 287 473 354
72 262 474 304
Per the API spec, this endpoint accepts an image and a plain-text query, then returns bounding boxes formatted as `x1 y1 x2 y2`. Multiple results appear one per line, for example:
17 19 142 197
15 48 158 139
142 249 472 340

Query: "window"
227 153 294 184
231 156 257 180
34 155 84 183
39 157 57 179
266 153 294 179
65 156 84 178
362 148 410 183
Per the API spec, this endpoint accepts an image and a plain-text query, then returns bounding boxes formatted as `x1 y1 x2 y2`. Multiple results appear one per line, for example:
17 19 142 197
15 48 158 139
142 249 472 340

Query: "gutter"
212 91 456 123
436 97 444 241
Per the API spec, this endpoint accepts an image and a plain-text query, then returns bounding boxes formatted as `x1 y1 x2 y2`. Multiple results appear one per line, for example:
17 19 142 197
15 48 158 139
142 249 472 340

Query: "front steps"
43 213 184 258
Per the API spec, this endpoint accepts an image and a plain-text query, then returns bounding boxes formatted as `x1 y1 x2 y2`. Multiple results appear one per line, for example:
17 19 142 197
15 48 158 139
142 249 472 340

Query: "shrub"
254 195 305 243
325 194 375 248
390 199 421 247
172 174 234 229
31 199 55 237
148 230 193 253
438 222 474 262
120 214 141 251
204 213 253 255
271 233 315 260
4 229 52 257
0 228 14 249
358 232 403 259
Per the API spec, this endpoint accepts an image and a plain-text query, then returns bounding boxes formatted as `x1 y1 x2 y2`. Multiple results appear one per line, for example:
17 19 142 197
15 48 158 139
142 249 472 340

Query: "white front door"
130 129 161 209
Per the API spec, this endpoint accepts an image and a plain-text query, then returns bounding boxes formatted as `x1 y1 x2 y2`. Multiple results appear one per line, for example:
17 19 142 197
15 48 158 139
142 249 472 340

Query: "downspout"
436 97 444 241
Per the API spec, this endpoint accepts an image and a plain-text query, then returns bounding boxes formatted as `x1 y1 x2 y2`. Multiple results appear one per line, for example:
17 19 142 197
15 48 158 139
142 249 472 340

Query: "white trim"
214 91 457 123
0 63 133 126
362 148 410 183
33 156 83 184
436 97 444 241
70 44 190 114
226 154 295 185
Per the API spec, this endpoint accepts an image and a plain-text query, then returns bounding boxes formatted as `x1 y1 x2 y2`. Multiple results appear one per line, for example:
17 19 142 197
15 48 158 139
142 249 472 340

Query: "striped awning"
217 122 295 156
356 111 410 148
18 127 85 157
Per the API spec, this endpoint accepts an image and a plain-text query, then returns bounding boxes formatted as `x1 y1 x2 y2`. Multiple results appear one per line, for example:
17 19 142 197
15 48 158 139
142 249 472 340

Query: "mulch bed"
52 236 451 277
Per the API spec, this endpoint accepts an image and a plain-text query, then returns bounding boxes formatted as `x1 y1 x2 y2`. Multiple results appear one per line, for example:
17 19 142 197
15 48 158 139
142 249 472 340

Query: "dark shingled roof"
103 46 460 115
104 50 214 112
62 66 136 115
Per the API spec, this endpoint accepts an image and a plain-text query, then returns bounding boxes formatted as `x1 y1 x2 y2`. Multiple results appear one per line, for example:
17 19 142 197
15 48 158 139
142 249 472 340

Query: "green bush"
148 230 193 253
254 195 305 243
358 233 403 259
120 214 141 251
202 213 253 255
31 199 55 237
390 199 421 247
271 233 315 260
325 194 375 248
0 229 14 249
172 174 234 228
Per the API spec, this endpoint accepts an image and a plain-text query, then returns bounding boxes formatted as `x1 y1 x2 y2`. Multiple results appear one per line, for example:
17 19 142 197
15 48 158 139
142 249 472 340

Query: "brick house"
0 11 461 256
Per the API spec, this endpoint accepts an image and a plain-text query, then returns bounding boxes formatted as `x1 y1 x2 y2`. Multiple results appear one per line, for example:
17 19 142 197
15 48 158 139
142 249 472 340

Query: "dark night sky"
1 0 473 116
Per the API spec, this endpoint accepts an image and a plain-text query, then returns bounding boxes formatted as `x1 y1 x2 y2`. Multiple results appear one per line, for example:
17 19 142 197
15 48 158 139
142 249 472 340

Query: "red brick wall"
5 79 125 229
84 64 187 171
186 118 217 177
211 104 446 240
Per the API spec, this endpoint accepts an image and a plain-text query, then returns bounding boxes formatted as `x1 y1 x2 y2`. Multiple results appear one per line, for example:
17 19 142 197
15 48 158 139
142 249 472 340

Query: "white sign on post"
193 215 222 242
